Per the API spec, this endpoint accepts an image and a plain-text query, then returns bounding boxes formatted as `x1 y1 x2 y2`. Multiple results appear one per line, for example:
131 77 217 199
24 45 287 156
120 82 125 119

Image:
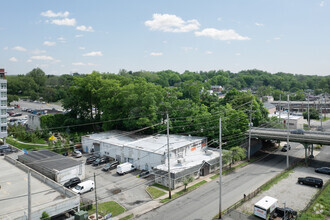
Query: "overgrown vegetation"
260 169 293 191
152 183 169 191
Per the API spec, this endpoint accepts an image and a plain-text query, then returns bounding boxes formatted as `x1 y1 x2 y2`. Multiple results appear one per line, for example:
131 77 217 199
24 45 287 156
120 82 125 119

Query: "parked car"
0 145 11 155
139 170 151 178
92 157 110 166
273 207 297 219
63 177 81 188
86 156 98 165
290 129 305 134
72 150 82 158
281 144 291 152
8 111 15 116
102 161 120 172
298 176 323 188
12 113 22 117
72 180 94 194
315 167 330 175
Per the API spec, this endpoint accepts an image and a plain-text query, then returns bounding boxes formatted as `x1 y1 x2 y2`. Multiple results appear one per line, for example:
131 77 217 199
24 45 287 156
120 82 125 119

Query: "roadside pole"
218 117 222 219
167 113 172 199
308 93 310 130
28 169 31 220
319 99 323 129
279 94 281 124
248 98 253 161
286 95 290 169
94 173 98 220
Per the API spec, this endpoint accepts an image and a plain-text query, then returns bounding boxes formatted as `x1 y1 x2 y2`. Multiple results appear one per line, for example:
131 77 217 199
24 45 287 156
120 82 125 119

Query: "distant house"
268 112 304 129
264 102 276 114
211 85 223 93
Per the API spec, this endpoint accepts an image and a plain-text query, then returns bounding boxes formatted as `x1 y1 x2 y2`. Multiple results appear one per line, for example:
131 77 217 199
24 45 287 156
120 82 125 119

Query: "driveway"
238 166 330 214
72 155 153 210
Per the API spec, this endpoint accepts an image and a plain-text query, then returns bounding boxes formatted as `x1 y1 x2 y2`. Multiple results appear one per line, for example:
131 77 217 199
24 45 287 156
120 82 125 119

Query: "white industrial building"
18 150 85 184
82 131 210 170
0 68 7 139
268 112 304 129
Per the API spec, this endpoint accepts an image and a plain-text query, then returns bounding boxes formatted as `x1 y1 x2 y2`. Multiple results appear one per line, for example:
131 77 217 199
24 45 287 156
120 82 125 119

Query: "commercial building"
82 131 220 188
264 102 276 114
268 112 304 129
18 150 85 184
0 155 80 219
0 68 7 139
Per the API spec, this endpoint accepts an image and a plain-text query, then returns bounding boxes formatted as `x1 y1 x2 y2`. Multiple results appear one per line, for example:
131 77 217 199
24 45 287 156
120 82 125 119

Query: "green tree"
230 146 246 164
182 176 194 191
41 211 50 220
303 108 320 120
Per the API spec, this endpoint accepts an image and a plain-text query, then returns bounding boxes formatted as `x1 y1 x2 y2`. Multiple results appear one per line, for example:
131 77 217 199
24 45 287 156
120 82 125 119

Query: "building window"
1 100 6 106
1 126 6 132
1 118 6 123
0 92 6 98
1 109 6 115
0 83 6 89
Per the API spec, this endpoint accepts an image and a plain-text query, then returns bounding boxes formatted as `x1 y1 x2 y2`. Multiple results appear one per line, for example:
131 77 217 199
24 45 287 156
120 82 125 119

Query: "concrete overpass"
249 127 330 163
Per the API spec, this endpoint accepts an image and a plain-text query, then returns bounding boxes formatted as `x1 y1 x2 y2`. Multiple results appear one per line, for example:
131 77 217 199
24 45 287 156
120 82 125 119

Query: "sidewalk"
114 174 214 219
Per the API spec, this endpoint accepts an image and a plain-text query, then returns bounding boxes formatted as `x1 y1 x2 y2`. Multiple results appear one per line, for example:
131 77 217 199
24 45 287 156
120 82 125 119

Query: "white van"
254 196 278 219
116 162 136 175
72 180 94 194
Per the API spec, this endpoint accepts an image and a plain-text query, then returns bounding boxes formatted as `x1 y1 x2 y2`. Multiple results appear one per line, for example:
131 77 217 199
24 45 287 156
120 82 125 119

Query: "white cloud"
9 57 18 62
58 37 66 43
145 13 200 33
41 10 69 18
87 63 96 66
75 34 84 38
255 22 264 26
31 55 54 61
274 37 281 40
236 53 241 56
150 52 163 56
30 49 46 54
195 28 250 41
51 18 76 26
182 47 194 52
13 46 27 52
320 1 325 7
43 41 56 46
205 51 213 55
82 51 103 57
162 40 167 44
3 46 8 50
76 25 94 32
78 46 85 50
217 17 222 22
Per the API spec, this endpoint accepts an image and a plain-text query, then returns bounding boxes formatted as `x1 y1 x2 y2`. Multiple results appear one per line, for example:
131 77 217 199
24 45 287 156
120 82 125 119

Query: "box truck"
72 180 94 194
254 196 278 219
116 162 136 175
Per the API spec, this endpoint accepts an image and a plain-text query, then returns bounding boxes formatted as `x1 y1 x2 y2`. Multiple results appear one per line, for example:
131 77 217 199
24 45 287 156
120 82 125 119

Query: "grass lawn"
146 186 166 199
298 181 330 219
6 137 48 150
119 213 134 220
160 180 207 203
152 183 169 191
88 201 125 217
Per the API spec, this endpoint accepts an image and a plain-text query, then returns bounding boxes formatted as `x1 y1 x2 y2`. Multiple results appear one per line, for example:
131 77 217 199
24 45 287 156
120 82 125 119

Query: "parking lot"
72 154 154 210
238 166 330 214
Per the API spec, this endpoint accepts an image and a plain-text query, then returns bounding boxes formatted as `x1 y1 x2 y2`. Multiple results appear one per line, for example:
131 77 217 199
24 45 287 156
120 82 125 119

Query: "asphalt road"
136 143 305 220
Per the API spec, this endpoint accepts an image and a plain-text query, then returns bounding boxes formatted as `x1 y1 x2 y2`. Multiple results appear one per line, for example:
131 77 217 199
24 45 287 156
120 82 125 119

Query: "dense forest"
6 68 330 148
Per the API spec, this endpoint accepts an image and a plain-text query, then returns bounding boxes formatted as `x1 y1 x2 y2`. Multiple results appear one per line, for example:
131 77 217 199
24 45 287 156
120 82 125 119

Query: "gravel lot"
238 166 330 214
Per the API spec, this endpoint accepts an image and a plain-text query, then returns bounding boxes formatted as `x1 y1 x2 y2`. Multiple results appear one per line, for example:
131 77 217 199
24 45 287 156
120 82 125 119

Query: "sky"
1 0 330 76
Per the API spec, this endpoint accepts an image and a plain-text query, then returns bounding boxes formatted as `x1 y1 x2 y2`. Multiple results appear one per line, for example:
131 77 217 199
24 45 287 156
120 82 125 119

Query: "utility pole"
286 95 290 169
167 113 171 199
28 170 31 220
308 93 310 130
320 99 323 129
248 98 253 161
94 173 98 220
218 117 222 219
279 94 282 124
324 93 327 119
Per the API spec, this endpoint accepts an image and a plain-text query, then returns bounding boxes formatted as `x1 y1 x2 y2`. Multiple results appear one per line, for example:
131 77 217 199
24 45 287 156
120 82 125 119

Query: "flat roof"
0 158 72 219
255 196 278 210
154 149 220 173
269 112 303 120
84 131 206 155
18 150 82 171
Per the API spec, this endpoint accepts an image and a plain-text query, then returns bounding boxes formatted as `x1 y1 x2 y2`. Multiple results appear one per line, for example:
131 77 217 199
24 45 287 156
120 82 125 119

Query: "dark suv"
102 161 119 172
92 157 110 166
63 177 81 188
298 176 323 188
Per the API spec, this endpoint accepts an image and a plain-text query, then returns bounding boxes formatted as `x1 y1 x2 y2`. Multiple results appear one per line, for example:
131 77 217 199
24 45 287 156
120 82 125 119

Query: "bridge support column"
310 144 314 158
303 144 308 166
